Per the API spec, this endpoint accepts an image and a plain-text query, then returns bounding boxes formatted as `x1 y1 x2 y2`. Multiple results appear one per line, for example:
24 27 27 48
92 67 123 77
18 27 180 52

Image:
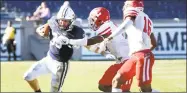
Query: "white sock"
152 89 159 92
112 88 122 92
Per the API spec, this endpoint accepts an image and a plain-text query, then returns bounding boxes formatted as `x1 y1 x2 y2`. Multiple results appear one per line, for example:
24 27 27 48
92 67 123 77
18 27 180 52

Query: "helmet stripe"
63 7 69 18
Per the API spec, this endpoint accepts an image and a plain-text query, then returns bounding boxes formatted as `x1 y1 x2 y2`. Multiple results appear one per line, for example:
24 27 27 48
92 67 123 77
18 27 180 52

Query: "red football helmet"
123 0 144 11
88 7 110 31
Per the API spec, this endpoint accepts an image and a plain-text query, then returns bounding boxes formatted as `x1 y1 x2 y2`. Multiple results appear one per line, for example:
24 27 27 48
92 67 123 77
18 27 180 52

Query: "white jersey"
96 21 129 62
123 8 153 55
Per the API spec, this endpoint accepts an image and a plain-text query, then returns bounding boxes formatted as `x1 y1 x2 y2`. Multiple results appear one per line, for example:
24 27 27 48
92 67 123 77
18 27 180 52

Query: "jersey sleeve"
73 26 86 39
123 9 139 19
97 22 112 36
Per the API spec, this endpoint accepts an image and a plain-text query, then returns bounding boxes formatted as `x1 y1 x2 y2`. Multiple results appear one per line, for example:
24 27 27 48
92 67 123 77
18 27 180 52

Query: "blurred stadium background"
0 0 186 92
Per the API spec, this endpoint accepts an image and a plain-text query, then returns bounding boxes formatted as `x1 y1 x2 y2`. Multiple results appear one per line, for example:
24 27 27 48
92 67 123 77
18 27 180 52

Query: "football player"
23 3 85 92
104 0 158 92
86 7 131 92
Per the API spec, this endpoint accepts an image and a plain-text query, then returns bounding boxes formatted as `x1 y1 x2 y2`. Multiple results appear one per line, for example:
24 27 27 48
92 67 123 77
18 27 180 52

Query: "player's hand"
58 35 69 45
53 36 69 49
104 37 113 42
105 53 116 60
36 25 45 37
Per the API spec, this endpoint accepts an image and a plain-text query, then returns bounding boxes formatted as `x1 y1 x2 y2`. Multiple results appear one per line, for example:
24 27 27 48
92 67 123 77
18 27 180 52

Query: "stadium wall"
0 19 186 61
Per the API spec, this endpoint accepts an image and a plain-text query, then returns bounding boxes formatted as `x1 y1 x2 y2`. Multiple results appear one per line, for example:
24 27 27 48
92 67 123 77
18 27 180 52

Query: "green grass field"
1 60 186 92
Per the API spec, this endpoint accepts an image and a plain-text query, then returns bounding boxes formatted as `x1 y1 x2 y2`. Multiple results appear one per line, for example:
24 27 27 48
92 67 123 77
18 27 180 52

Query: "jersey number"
143 17 152 36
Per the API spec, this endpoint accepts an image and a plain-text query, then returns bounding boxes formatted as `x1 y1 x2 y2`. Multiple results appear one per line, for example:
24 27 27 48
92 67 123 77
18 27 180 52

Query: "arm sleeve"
69 37 88 46
69 33 109 46
108 18 134 39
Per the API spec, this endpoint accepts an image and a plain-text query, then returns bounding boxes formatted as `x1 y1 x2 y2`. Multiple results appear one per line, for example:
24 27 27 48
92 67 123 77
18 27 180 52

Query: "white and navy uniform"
23 16 85 92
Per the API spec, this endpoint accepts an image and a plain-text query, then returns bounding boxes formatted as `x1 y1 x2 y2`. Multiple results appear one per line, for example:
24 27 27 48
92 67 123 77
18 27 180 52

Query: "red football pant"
99 60 133 91
118 49 155 87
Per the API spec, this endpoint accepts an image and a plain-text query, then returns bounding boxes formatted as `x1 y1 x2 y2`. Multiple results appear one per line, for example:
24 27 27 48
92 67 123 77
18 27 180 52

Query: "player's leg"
112 59 136 92
98 62 124 92
121 78 133 92
49 61 69 92
6 40 11 61
23 57 50 92
12 40 16 61
135 51 155 92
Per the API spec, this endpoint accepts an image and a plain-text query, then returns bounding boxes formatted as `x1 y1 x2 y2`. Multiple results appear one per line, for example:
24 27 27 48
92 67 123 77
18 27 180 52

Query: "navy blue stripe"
58 62 69 92
63 7 68 18
60 62 68 88
58 62 65 91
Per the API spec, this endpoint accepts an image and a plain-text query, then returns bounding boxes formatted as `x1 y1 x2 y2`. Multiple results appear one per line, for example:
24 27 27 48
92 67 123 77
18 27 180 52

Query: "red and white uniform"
124 8 153 55
90 21 132 91
118 8 155 87
96 20 129 63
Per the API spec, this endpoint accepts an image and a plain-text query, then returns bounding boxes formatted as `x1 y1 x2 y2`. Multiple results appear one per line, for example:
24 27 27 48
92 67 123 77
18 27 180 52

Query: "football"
36 23 50 36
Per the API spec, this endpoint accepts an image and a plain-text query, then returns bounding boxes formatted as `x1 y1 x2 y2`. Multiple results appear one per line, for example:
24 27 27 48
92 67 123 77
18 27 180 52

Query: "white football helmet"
56 2 76 31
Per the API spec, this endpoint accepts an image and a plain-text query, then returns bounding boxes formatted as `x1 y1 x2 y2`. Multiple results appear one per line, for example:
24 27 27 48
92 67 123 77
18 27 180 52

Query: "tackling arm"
85 44 116 59
69 33 109 46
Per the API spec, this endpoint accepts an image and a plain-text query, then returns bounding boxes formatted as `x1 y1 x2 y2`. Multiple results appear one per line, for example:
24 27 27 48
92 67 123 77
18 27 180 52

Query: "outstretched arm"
85 43 116 60
69 33 109 46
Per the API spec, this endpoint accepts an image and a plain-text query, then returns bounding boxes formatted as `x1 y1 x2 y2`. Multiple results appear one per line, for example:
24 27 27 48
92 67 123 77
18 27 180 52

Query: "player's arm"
84 41 106 53
69 34 109 46
63 16 135 46
36 23 50 37
85 44 116 59
68 16 134 46
87 34 109 45
85 45 101 53
107 16 135 40
150 33 157 51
